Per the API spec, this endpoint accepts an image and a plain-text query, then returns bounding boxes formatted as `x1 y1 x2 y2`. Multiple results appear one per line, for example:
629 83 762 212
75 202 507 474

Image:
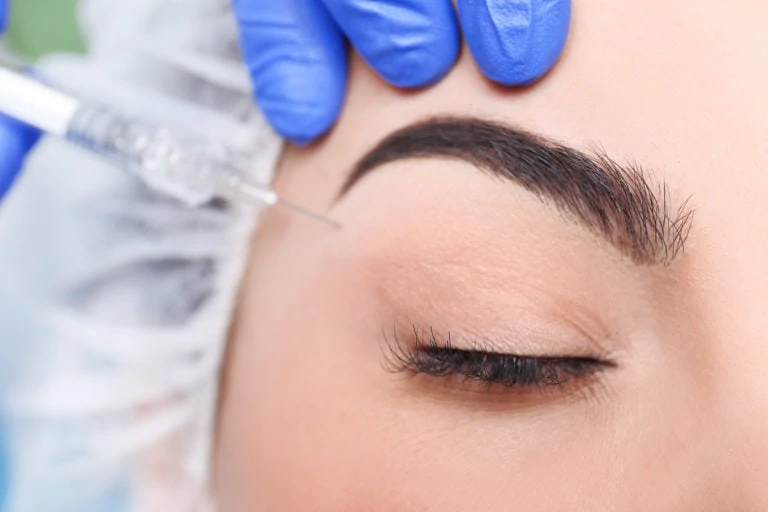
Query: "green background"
6 0 84 60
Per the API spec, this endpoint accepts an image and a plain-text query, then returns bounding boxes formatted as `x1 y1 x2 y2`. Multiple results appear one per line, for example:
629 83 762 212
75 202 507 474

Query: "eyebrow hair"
341 117 693 266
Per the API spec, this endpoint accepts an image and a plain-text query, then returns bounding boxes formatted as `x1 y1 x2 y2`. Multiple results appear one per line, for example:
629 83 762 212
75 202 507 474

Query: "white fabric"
0 0 278 510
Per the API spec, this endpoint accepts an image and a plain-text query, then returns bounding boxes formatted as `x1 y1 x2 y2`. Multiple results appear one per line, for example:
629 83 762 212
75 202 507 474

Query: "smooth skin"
217 0 768 510
0 0 570 200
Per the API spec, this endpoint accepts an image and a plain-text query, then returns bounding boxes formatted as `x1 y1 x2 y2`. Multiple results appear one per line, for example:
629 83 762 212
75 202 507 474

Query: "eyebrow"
341 117 693 266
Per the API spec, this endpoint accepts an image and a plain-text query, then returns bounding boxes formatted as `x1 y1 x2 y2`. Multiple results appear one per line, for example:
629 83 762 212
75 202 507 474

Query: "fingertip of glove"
478 48 561 86
262 105 334 145
256 83 344 145
0 0 7 33
359 9 460 88
369 16 460 88
322 0 459 89
461 0 571 86
374 38 459 89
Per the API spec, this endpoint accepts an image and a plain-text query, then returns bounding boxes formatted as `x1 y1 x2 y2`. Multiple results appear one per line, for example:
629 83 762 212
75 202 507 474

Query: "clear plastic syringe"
0 65 340 228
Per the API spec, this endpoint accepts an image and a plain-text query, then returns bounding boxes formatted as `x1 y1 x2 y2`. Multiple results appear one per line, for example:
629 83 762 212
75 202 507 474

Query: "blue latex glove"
0 114 40 201
233 0 571 144
0 0 570 201
0 0 41 203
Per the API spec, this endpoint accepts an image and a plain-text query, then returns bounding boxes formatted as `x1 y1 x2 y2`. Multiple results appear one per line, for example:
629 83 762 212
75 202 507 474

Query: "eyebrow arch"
341 117 693 266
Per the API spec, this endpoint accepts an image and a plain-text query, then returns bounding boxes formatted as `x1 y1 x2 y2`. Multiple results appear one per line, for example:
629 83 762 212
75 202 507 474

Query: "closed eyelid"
380 323 615 401
364 252 616 359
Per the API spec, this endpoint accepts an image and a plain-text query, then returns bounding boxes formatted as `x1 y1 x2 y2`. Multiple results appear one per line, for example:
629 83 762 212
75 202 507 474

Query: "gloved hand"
0 116 39 201
233 0 571 144
0 0 41 202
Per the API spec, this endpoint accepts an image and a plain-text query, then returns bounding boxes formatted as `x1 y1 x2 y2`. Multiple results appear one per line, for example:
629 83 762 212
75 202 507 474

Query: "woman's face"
216 0 768 509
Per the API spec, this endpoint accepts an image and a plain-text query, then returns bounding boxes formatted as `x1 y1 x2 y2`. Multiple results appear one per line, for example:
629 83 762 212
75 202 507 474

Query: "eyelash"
383 326 611 393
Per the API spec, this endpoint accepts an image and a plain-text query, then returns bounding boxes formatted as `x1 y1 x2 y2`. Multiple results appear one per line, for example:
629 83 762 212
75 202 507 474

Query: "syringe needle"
235 179 341 229
0 65 342 227
275 199 343 230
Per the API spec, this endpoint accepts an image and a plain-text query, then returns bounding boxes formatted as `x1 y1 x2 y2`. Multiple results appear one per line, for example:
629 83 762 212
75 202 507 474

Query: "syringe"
0 65 340 228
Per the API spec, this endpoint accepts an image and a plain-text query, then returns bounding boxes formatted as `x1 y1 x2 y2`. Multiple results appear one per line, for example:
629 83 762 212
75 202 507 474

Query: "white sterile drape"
0 0 278 510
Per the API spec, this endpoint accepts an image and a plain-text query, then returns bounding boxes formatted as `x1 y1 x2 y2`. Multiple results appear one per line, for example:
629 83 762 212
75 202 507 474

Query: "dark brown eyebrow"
341 117 693 266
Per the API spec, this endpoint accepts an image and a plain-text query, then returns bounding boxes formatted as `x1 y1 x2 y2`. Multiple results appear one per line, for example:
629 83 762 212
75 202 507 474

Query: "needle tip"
275 199 342 229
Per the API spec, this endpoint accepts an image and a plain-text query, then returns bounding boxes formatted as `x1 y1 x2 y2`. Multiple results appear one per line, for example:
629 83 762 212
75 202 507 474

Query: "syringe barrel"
63 103 337 225
64 103 274 207
66 103 164 172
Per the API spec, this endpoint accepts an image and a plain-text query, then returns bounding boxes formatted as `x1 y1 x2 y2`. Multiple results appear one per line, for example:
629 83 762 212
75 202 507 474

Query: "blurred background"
6 0 84 59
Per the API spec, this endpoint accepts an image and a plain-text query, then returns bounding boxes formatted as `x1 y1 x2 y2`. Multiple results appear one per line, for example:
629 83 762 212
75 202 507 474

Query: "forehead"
279 1 768 292
331 0 767 174
281 0 767 280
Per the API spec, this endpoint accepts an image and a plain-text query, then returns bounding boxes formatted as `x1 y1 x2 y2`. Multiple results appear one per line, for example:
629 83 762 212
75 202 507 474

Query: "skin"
216 0 768 510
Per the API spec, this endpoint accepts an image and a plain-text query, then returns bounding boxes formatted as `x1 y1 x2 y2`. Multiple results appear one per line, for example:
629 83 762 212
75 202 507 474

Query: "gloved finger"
0 0 7 32
0 115 41 201
232 0 347 144
458 0 571 85
322 0 460 88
